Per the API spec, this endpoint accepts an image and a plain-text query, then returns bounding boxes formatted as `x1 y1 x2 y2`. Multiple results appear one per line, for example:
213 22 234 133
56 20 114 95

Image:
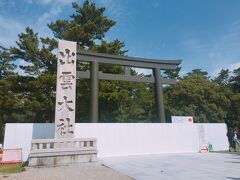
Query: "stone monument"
28 40 97 166
55 40 76 138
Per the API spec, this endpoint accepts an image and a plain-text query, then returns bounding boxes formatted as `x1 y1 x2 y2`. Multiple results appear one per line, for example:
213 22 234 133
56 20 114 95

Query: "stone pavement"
102 152 240 180
1 152 240 180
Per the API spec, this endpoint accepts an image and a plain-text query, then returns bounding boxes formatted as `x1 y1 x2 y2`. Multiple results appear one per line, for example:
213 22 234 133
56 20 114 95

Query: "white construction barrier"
4 123 229 161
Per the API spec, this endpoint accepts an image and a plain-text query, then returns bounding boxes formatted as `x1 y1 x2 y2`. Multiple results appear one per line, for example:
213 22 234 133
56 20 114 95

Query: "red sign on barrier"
0 148 22 165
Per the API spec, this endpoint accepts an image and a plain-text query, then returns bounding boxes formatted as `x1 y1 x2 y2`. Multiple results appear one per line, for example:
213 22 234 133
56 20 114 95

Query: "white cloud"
18 59 31 66
14 60 32 76
24 0 33 4
0 0 73 48
0 0 74 74
181 38 208 54
39 0 70 5
34 0 72 39
38 5 63 24
153 2 159 8
37 0 70 25
184 21 240 50
181 20 240 75
132 68 153 76
179 70 187 77
211 62 240 78
40 0 54 4
0 0 69 48
0 15 25 47
182 21 240 57
98 0 129 21
228 62 240 71
0 0 15 9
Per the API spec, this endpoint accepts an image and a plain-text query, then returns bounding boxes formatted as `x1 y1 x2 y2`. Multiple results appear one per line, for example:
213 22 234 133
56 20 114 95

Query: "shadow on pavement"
226 177 240 180
211 151 240 159
224 161 240 164
211 151 240 155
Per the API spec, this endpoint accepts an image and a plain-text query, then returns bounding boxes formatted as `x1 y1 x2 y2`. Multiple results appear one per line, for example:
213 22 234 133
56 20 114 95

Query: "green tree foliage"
226 93 240 128
187 68 209 79
0 46 16 78
225 67 240 129
0 46 17 141
164 75 230 123
98 81 155 123
48 0 116 49
163 66 181 79
8 27 57 123
11 28 57 76
229 67 240 93
213 69 230 86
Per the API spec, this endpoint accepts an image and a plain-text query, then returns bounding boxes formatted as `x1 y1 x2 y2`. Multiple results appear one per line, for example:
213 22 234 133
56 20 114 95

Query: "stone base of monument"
28 138 97 166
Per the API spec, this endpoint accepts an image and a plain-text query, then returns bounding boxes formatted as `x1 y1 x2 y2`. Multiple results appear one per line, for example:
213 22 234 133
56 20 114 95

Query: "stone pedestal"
28 138 97 166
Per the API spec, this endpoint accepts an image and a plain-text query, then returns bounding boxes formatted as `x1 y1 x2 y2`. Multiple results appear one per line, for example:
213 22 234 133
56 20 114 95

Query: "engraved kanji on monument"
55 40 76 138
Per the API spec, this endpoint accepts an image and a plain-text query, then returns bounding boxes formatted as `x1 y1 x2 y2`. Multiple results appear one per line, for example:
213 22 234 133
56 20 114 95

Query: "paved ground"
1 152 239 180
0 163 133 180
102 152 240 180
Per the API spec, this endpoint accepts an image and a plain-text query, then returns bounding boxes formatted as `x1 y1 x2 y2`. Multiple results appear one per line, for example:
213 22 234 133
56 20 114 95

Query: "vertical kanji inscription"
55 40 76 138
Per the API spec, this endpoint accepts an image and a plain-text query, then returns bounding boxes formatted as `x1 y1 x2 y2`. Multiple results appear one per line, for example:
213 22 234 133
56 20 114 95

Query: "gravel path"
0 163 133 180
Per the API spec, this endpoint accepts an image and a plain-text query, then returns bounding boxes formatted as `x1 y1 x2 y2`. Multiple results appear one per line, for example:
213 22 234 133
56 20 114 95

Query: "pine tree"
6 0 154 125
213 69 230 86
0 46 16 78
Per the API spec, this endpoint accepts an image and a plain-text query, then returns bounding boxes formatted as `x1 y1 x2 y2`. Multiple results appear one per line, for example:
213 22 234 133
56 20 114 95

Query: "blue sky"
0 0 240 77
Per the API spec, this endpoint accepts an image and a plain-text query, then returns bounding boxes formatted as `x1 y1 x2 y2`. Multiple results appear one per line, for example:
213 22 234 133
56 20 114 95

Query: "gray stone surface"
29 153 97 166
55 40 76 138
1 163 133 180
102 152 240 180
29 138 97 166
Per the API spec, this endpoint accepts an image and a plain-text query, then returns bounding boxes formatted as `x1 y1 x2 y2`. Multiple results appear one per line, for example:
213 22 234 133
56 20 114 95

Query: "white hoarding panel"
4 123 228 161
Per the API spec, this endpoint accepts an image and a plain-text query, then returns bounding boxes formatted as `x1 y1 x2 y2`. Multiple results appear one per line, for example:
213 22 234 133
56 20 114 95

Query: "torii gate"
55 40 181 138
77 48 181 123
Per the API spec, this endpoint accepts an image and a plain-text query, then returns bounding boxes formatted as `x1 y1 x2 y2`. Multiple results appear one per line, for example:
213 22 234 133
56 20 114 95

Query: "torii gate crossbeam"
76 50 182 123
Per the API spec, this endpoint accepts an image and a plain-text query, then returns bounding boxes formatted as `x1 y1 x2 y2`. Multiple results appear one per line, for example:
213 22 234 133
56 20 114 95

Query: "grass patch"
0 164 24 174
